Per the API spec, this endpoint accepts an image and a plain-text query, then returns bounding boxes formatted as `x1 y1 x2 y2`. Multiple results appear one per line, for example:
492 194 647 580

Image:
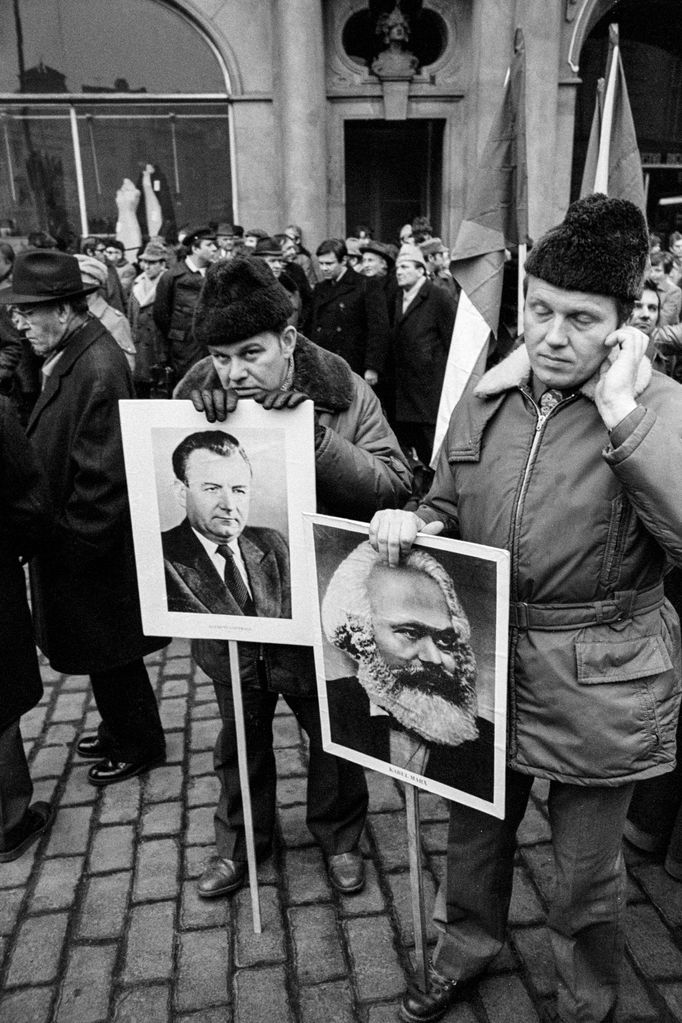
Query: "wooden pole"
228 640 262 933
405 783 428 989
517 242 527 340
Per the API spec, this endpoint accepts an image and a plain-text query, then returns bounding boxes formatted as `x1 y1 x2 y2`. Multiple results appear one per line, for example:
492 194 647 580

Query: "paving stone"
179 879 231 929
300 980 356 1023
59 767 98 806
508 865 546 925
113 984 171 1023
274 746 307 776
345 915 405 1001
44 805 91 856
0 988 54 1023
618 956 658 1020
184 845 214 879
177 1008 231 1023
175 928 230 1011
164 731 185 765
625 903 682 977
20 705 49 739
141 800 183 836
289 904 346 983
164 655 193 675
190 702 220 720
511 925 555 996
134 838 180 901
122 901 175 983
190 719 218 751
284 845 331 903
272 714 302 748
421 820 449 855
659 981 682 1021
277 774 307 806
77 871 130 939
234 886 285 966
478 973 541 1021
234 965 293 1023
98 781 141 823
385 869 438 946
54 943 116 1023
6 912 69 985
30 743 70 779
186 806 215 845
188 750 215 776
160 697 188 731
0 845 37 888
0 887 24 934
89 823 134 873
187 774 219 807
50 692 88 722
370 812 412 871
144 765 184 804
366 771 405 812
30 855 83 912
278 804 314 848
631 862 682 927
418 792 450 822
44 723 78 745
162 677 189 697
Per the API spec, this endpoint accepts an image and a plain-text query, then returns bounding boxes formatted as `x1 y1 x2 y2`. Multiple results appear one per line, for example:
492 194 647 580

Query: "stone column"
273 0 328 246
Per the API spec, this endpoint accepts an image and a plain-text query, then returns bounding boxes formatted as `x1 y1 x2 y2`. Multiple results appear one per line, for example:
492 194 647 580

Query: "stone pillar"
273 0 327 246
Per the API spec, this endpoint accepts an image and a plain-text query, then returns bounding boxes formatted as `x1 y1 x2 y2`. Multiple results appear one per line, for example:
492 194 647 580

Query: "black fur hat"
193 255 292 347
524 194 648 303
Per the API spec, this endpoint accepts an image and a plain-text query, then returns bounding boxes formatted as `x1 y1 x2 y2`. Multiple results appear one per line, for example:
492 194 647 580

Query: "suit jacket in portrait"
161 518 291 618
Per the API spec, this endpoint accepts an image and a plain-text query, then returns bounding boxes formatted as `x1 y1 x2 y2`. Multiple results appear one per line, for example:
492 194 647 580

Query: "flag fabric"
579 23 645 212
432 28 528 465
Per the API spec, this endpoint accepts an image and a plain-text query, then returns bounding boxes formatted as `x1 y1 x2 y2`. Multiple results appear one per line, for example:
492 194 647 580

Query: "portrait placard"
304 515 510 818
120 399 316 644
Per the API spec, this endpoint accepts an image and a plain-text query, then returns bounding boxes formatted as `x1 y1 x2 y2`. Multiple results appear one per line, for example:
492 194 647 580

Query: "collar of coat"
473 343 653 403
175 333 355 413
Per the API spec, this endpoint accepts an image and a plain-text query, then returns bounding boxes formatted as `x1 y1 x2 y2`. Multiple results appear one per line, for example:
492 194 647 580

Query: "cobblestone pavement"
2 639 682 1022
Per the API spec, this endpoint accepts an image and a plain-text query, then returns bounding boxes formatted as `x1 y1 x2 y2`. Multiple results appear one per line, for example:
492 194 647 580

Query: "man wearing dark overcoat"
2 250 167 787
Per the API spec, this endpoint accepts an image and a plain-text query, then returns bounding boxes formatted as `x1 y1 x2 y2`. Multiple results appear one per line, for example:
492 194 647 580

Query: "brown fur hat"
524 193 648 303
193 255 291 347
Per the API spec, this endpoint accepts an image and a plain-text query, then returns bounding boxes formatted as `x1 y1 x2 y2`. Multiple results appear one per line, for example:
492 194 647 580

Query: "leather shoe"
327 850 365 893
197 856 247 898
0 802 55 862
76 735 111 760
400 962 459 1022
87 754 165 787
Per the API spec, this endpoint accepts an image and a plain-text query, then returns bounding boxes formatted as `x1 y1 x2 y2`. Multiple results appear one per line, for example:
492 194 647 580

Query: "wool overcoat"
392 278 456 424
27 316 166 675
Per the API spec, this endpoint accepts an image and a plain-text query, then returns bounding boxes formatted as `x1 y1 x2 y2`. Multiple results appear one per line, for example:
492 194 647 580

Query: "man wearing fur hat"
369 195 682 1023
175 255 411 899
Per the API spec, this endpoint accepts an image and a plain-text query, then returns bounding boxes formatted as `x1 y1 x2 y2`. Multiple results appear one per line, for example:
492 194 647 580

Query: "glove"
254 390 311 410
189 387 238 422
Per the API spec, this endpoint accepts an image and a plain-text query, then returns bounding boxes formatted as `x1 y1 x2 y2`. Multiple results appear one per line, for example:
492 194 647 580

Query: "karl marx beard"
335 616 479 747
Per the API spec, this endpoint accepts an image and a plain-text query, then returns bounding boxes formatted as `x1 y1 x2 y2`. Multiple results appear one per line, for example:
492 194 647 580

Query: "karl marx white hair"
322 540 471 656
322 540 478 747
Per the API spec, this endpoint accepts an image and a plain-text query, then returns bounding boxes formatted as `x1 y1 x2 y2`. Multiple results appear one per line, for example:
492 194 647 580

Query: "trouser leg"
626 702 682 842
0 719 33 852
432 769 533 980
547 781 634 1023
212 678 278 861
90 657 165 762
284 693 369 856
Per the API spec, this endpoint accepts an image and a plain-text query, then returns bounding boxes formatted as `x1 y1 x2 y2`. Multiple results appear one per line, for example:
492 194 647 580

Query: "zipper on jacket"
510 389 578 599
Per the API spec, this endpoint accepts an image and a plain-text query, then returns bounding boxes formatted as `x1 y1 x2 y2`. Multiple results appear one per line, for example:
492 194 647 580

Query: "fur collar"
473 343 652 402
174 333 355 412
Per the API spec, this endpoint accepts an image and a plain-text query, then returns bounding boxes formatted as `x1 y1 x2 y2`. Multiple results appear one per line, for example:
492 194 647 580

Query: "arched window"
0 0 233 250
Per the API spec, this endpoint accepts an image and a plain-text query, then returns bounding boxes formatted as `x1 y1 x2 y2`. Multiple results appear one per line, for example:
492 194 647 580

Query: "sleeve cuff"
608 406 647 448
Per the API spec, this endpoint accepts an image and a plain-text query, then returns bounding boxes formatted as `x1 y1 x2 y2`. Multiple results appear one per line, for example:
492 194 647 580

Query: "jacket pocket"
598 493 633 589
576 635 673 685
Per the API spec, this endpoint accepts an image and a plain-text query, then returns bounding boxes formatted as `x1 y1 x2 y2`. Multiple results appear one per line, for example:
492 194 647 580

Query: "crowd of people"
1 195 682 1023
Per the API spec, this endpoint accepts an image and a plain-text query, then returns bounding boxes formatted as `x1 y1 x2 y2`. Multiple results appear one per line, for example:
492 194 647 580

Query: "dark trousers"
0 719 33 851
90 658 165 763
212 673 369 861
394 420 436 468
433 769 634 1023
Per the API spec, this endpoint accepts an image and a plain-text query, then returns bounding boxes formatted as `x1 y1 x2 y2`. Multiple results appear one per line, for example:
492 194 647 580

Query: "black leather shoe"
197 856 247 898
400 963 459 1022
87 754 165 787
0 802 55 862
76 735 111 760
327 850 365 893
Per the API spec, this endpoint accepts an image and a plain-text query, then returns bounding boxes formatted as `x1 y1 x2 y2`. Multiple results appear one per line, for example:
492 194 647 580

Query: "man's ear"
173 478 188 511
280 324 297 357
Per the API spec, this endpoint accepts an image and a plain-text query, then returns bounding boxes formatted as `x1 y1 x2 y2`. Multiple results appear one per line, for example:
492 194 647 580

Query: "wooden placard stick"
405 782 428 990
228 640 262 933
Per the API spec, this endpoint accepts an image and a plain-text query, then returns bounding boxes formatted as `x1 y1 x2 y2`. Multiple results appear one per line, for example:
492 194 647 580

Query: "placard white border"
121 398 316 644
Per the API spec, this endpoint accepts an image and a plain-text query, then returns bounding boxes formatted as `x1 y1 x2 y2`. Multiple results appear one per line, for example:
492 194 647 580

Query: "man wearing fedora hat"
1 250 168 787
153 225 217 382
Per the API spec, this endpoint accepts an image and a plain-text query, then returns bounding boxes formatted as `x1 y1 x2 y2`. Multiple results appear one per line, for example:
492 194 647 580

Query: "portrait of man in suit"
161 430 290 618
320 539 494 801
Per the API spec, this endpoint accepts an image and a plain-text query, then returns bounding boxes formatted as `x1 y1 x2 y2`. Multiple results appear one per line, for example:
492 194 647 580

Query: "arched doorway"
0 0 233 249
571 0 682 240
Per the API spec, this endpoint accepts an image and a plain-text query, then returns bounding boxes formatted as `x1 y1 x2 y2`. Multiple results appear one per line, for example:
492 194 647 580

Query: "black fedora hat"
361 240 398 267
0 250 99 306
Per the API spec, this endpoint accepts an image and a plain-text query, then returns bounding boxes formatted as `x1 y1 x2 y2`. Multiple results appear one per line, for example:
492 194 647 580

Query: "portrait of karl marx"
322 540 480 750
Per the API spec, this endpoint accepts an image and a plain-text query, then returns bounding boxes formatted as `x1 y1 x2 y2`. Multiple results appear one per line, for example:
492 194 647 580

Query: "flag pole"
516 244 526 339
594 25 619 193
